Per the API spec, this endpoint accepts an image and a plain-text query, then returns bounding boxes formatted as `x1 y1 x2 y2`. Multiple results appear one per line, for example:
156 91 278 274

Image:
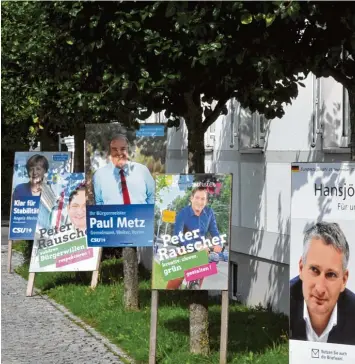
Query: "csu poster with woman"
9 152 72 240
152 174 232 291
29 173 101 272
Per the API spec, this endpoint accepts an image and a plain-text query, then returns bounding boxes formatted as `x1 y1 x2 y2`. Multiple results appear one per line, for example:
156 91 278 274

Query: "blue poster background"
9 196 40 239
87 204 154 247
9 152 72 240
136 124 165 137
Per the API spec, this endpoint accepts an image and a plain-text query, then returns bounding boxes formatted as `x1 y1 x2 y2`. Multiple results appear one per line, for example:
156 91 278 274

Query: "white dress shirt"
303 300 337 342
92 161 155 205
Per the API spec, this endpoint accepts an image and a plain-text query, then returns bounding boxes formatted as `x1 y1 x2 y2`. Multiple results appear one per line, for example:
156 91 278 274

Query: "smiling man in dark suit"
290 222 355 345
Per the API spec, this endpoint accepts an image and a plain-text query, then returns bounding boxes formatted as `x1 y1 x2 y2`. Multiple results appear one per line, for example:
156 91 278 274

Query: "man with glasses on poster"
290 222 355 345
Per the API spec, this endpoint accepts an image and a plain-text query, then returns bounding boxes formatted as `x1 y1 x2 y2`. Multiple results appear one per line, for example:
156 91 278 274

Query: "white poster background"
290 162 355 364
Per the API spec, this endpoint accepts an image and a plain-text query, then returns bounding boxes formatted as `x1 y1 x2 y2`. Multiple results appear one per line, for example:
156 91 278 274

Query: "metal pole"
57 132 62 152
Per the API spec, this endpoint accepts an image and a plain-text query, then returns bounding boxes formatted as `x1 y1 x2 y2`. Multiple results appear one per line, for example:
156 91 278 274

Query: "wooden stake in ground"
90 248 102 289
7 240 13 273
219 290 229 364
149 290 159 364
26 272 36 297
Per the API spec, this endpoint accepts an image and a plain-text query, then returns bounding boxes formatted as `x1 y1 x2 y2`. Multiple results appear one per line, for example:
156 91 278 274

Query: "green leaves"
241 13 253 25
165 2 176 18
265 13 276 27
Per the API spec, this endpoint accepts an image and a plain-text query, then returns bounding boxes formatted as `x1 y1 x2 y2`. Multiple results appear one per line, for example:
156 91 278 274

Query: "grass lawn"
15 255 289 364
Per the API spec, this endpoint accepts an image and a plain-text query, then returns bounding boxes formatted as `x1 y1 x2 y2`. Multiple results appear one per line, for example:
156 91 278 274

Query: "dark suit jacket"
290 276 355 345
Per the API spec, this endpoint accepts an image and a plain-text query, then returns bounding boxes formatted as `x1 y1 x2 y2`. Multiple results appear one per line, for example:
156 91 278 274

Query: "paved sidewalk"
1 245 132 364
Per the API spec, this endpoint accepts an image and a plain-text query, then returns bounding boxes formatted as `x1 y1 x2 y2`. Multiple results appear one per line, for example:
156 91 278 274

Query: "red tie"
119 169 131 204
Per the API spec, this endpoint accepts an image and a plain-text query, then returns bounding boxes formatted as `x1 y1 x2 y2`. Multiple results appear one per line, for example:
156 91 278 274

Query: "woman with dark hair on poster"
13 154 49 199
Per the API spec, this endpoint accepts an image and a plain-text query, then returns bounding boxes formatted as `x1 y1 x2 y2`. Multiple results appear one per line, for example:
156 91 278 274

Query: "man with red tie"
92 134 155 205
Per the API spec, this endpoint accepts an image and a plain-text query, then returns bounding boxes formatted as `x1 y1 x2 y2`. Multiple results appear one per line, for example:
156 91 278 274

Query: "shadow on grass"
25 258 152 291
163 304 288 356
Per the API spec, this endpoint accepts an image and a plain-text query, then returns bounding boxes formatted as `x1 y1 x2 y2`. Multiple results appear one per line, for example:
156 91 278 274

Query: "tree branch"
323 64 352 90
202 97 229 133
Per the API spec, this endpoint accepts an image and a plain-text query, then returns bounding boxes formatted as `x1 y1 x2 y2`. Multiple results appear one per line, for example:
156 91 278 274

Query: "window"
320 77 350 150
205 122 216 149
154 112 163 123
230 262 241 300
255 114 266 148
343 87 350 139
239 108 266 151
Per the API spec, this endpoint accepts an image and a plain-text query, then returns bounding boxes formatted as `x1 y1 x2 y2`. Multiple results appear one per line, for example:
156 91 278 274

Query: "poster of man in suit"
85 123 166 247
290 162 355 363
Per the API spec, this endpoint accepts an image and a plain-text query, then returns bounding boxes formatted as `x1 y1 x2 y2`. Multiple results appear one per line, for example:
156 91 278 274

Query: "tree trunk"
187 120 205 173
185 108 209 356
348 88 355 161
123 247 139 310
39 123 57 152
73 128 85 172
118 111 140 311
189 291 210 355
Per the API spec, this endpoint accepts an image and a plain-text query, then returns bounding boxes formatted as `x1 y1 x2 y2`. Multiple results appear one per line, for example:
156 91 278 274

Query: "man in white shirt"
92 134 154 205
290 222 355 345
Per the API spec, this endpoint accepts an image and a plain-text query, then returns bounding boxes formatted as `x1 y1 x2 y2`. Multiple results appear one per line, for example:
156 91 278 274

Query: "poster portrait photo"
152 174 232 291
29 173 101 273
9 152 72 240
85 123 167 247
290 162 355 364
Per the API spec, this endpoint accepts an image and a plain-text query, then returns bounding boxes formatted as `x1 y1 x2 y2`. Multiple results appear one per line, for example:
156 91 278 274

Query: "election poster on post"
85 123 167 247
290 162 355 364
29 173 101 272
9 152 72 240
152 174 232 290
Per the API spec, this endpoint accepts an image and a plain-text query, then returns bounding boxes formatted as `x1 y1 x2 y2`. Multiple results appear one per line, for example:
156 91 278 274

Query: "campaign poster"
9 152 72 240
152 174 232 290
290 163 355 363
29 173 101 272
85 123 167 247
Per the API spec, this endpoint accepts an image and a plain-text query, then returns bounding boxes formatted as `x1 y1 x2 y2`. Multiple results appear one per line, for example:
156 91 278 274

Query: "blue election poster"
87 204 154 247
9 152 72 240
85 123 167 247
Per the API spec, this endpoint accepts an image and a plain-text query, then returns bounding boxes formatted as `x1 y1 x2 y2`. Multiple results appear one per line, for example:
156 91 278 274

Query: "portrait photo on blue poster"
152 174 232 291
29 173 101 273
290 162 355 364
85 123 167 247
9 152 72 240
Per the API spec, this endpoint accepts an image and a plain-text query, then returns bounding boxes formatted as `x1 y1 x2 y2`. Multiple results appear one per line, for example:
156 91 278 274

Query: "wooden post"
26 272 36 297
7 240 13 273
219 173 232 363
90 248 102 289
149 290 159 364
219 290 229 364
